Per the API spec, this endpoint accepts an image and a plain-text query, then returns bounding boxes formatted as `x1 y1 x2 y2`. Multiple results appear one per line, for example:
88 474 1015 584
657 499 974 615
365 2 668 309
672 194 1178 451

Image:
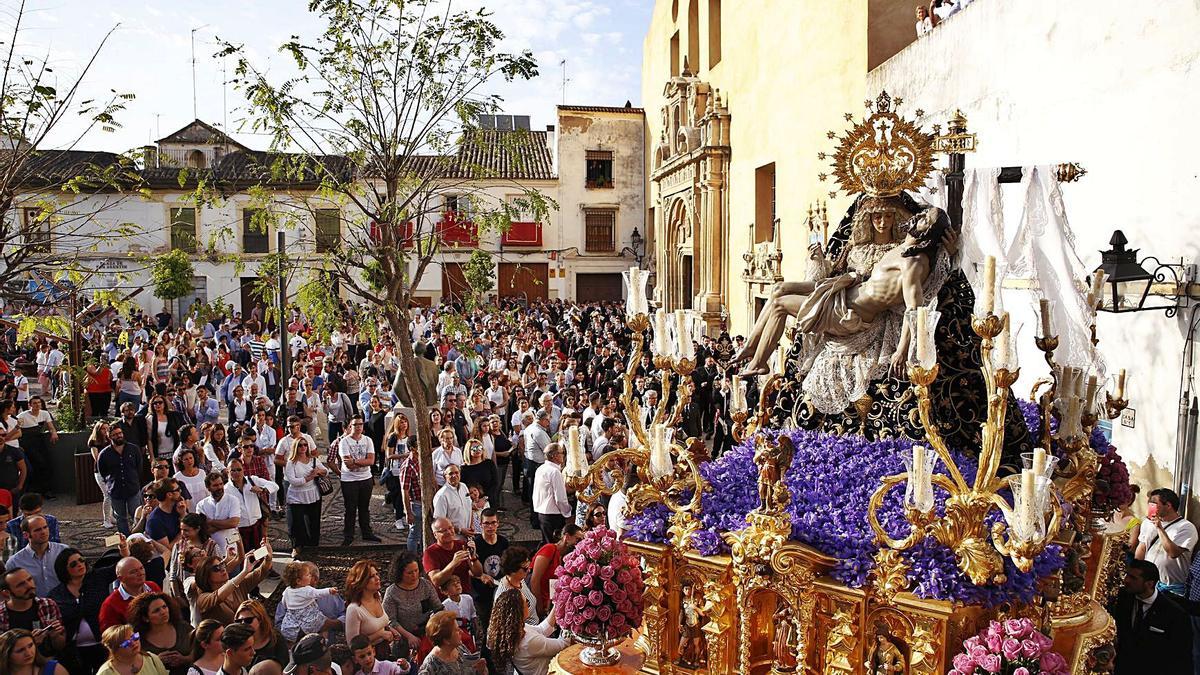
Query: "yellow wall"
641 0 869 336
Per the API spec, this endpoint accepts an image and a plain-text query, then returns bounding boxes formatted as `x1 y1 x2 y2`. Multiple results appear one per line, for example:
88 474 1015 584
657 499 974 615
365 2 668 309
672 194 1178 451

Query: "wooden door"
441 263 470 304
498 263 549 301
575 273 623 303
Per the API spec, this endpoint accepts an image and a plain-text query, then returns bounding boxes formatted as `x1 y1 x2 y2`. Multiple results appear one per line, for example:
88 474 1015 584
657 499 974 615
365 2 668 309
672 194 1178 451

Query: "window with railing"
170 207 197 253
586 151 614 188
22 208 50 254
315 209 340 253
584 209 616 252
501 195 541 247
243 209 269 254
440 195 477 246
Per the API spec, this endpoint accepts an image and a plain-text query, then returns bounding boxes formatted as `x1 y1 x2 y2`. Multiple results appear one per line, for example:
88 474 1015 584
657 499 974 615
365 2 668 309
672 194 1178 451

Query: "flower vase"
575 628 625 667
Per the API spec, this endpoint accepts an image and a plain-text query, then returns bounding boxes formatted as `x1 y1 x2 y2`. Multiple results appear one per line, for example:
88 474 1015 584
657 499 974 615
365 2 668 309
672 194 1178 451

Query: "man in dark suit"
1110 558 1193 674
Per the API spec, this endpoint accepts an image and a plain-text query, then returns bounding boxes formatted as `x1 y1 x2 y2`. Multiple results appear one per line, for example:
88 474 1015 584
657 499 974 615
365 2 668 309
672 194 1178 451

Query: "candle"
911 445 929 506
654 309 669 356
732 375 746 412
1085 375 1098 410
649 424 674 479
916 307 929 365
626 268 641 318
567 425 588 476
564 427 581 477
1066 396 1081 437
995 312 1010 367
1020 469 1036 534
674 310 694 360
982 256 996 315
1090 269 1107 309
1032 446 1047 480
1039 298 1053 338
1116 368 1127 400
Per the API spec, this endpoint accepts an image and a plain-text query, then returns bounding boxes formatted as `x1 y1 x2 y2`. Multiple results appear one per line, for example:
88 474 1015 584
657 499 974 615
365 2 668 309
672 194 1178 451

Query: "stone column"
696 152 727 335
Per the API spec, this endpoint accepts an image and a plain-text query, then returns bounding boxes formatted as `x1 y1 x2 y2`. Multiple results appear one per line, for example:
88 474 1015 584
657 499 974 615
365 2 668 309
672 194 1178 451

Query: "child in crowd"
347 634 411 675
440 575 479 646
279 560 343 641
467 483 489 535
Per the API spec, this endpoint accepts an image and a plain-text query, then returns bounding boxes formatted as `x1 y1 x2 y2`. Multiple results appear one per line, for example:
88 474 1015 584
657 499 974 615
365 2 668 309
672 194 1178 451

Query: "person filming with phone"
1135 487 1198 595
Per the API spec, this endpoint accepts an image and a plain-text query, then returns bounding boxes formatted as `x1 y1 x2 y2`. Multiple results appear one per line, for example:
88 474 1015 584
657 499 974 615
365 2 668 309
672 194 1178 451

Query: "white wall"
867 0 1200 495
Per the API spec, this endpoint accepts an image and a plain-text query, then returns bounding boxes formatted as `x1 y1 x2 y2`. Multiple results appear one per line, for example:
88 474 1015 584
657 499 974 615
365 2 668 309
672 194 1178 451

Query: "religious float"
560 92 1126 674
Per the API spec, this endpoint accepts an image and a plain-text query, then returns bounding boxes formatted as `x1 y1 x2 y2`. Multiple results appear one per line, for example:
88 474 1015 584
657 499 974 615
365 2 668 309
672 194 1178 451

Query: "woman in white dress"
487 588 569 675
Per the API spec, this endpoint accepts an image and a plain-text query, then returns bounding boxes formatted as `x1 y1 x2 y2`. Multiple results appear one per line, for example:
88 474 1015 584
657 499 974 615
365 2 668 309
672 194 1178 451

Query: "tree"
220 0 551 545
464 249 495 307
149 249 195 306
0 0 145 306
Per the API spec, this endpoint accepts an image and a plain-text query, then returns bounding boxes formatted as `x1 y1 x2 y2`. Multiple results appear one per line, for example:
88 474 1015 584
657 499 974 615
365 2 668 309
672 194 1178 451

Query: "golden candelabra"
564 310 708 549
867 311 1064 586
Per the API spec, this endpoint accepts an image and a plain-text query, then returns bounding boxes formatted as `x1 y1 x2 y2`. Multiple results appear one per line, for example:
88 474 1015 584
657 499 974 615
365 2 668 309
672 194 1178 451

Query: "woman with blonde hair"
283 436 326 555
97 624 168 675
344 561 404 656
0 628 68 675
88 420 115 529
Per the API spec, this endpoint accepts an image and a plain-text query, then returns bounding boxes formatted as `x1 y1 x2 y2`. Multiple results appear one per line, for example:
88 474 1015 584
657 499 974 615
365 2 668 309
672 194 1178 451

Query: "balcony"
438 212 478 247
501 220 542 247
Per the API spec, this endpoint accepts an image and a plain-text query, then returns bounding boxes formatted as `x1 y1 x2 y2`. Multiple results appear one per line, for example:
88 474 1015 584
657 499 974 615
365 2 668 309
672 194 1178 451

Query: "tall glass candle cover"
648 424 674 480
623 267 647 319
904 444 937 513
653 310 670 357
906 307 941 369
674 310 695 361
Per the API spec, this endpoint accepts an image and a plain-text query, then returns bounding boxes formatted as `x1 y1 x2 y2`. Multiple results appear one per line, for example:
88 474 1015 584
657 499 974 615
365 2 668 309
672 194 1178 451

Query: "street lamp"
1095 230 1198 316
620 226 646 265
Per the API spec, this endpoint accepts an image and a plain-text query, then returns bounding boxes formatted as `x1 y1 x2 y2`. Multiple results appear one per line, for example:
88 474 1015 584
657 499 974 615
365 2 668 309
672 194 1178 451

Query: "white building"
11 107 647 315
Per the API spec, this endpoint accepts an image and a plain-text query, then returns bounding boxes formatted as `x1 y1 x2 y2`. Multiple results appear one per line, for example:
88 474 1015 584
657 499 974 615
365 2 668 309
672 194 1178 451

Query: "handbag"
312 458 334 496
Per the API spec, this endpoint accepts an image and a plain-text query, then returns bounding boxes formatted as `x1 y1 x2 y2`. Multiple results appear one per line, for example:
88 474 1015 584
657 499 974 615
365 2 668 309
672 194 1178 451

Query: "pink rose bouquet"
552 527 645 639
949 618 1068 675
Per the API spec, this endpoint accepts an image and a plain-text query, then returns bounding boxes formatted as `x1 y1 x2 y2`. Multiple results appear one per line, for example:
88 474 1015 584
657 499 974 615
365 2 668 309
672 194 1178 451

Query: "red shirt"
98 581 161 631
423 540 472 598
533 543 562 612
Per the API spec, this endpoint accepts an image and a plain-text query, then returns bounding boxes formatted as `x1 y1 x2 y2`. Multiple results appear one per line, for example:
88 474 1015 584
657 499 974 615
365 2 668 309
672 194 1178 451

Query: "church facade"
640 0 869 336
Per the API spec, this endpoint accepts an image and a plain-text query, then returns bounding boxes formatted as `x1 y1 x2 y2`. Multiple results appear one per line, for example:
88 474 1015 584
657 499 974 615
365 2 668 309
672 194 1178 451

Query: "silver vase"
574 627 624 667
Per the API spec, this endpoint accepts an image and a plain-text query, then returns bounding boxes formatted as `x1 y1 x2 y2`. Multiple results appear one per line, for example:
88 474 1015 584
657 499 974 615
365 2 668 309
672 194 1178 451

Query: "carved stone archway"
650 67 730 334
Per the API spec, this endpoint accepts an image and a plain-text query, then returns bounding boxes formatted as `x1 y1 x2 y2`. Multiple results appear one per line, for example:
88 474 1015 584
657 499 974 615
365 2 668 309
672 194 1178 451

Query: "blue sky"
14 0 653 152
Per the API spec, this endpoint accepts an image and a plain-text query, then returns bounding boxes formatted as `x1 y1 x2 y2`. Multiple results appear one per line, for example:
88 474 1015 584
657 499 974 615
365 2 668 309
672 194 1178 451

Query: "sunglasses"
120 633 141 649
236 616 255 625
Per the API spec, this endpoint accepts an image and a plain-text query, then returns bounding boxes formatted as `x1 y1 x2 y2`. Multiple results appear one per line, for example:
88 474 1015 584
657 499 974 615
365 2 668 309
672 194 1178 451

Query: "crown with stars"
817 91 936 200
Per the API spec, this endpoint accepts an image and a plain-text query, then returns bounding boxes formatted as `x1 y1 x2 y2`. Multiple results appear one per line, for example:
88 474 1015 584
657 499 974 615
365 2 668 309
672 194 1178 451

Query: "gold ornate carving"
907 617 941 675
871 548 912 605
699 569 737 675
824 599 860 675
823 91 937 199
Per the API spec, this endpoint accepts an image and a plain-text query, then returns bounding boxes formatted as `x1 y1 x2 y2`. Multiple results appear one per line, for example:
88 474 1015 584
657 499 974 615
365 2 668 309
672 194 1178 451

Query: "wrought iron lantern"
1095 230 1197 316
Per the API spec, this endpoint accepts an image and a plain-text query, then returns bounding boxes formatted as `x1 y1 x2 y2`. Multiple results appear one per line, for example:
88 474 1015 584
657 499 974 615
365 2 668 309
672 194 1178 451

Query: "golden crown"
817 91 936 199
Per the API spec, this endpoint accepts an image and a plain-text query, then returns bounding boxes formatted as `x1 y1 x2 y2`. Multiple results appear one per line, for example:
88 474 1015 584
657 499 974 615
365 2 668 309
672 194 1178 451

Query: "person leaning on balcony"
1135 487 1198 595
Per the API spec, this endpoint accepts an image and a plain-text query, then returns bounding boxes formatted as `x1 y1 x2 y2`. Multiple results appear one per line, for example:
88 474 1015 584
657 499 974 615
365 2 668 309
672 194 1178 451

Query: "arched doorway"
664 196 695 311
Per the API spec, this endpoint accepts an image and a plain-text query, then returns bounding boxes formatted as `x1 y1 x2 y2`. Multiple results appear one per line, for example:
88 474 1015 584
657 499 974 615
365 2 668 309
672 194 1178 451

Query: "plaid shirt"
0 597 61 631
398 454 422 517
242 446 271 481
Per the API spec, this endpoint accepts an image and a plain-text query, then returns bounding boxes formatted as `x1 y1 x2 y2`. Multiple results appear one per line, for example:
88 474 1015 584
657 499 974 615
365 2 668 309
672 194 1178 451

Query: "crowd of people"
0 297 750 675
914 0 977 37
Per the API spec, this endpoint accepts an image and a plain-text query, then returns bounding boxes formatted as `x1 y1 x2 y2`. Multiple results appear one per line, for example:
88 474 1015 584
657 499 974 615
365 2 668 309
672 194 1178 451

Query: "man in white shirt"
241 364 268 400
12 371 28 410
226 458 276 547
196 472 241 553
339 415 381 546
45 341 65 402
1135 487 1198 593
522 410 552 523
432 464 472 534
532 443 571 544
